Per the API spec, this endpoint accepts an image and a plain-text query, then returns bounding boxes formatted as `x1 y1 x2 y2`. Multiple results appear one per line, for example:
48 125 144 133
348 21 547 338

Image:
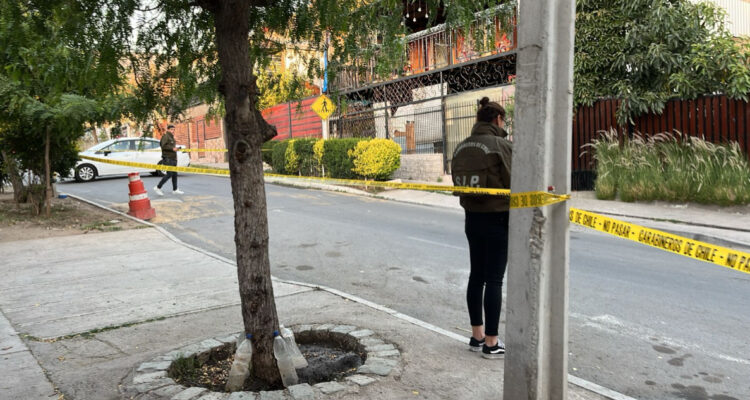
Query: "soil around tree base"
170 331 366 392
0 191 144 243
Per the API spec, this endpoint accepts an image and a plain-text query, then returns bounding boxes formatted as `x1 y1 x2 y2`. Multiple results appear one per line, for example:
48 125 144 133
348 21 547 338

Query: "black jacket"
160 132 177 160
451 121 512 212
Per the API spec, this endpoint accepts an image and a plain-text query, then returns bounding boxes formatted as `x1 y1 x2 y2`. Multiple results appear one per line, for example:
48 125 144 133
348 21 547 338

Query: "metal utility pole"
503 0 575 399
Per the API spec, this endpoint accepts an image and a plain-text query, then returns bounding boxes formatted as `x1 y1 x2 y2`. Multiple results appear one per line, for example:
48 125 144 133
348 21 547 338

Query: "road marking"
568 376 638 400
407 236 466 250
571 312 750 366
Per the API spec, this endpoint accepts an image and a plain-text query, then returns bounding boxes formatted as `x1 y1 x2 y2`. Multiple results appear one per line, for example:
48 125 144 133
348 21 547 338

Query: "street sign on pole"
311 94 335 120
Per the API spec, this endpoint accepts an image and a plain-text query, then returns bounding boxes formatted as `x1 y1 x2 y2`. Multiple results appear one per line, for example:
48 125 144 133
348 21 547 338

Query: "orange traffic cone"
127 173 156 220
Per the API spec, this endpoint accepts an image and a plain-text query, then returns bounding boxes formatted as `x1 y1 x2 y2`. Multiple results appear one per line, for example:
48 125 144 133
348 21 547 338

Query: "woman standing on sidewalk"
451 97 512 359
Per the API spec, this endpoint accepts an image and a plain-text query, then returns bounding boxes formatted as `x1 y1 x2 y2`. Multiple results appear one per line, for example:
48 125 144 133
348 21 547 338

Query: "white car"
73 138 190 182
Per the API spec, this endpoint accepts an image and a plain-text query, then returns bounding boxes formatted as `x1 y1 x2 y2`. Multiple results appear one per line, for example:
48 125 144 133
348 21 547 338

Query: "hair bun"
479 97 490 107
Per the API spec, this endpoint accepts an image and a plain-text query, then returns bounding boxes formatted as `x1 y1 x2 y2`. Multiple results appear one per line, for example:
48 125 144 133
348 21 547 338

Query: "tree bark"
92 124 100 144
44 128 52 217
209 0 282 386
1 150 25 203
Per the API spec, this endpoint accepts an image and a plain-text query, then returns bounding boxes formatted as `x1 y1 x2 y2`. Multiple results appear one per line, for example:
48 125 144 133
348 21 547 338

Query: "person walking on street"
451 97 512 359
153 124 184 195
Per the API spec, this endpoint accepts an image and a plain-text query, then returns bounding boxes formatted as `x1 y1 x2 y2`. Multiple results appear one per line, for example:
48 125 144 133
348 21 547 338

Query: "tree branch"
193 0 218 13
249 0 274 7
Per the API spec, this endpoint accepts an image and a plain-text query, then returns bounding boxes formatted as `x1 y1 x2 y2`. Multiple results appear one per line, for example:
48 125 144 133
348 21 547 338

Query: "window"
99 140 135 153
137 139 160 151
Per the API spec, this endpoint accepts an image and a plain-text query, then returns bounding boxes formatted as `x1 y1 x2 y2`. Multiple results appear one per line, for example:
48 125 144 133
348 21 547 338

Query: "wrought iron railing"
333 16 516 92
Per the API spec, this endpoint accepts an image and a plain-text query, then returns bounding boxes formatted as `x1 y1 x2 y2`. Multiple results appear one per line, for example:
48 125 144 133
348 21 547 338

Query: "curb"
61 192 637 400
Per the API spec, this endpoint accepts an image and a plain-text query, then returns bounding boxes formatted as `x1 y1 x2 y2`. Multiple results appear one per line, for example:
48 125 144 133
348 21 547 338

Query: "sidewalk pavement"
3 169 749 400
1 228 609 400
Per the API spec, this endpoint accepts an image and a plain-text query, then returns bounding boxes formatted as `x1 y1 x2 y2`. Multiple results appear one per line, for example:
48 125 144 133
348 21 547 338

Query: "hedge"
271 140 290 174
261 140 277 165
291 138 318 176
349 138 401 180
321 138 363 179
270 137 401 181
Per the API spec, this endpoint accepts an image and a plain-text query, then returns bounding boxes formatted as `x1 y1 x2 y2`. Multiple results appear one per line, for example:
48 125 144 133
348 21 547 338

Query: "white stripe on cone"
128 173 141 182
129 193 149 201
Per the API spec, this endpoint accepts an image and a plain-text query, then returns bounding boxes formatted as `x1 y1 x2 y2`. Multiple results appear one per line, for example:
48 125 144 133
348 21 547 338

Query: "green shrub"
291 138 318 176
284 139 299 173
349 138 401 180
684 138 750 205
586 130 619 200
169 355 199 381
313 139 325 175
321 138 363 179
261 140 277 165
589 130 750 205
616 134 664 202
271 140 290 173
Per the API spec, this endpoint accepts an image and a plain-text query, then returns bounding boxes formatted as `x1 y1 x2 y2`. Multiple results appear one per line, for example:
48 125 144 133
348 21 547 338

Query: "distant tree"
0 0 135 215
575 0 750 124
257 69 317 111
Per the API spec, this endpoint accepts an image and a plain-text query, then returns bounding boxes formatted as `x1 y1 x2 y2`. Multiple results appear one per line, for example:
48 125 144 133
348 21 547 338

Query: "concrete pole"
503 0 575 399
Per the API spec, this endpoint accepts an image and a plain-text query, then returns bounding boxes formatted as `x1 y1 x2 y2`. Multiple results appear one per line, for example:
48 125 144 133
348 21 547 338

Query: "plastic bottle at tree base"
272 330 299 387
225 333 253 392
281 326 308 369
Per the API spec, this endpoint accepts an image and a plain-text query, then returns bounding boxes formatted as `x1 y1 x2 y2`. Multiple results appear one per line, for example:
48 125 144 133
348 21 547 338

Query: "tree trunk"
92 124 99 144
209 0 282 386
44 128 52 217
1 150 25 203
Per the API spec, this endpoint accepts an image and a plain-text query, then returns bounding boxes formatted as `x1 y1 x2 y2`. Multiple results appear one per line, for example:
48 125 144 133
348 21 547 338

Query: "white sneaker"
153 186 164 196
173 189 184 195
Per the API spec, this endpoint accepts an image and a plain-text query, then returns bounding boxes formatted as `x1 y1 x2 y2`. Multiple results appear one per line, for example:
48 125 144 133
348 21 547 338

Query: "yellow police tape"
80 155 231 176
79 155 569 208
569 208 750 275
179 149 227 152
79 154 750 275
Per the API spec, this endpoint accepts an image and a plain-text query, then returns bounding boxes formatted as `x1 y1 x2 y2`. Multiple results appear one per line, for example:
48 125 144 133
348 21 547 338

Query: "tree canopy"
0 0 137 213
575 0 750 124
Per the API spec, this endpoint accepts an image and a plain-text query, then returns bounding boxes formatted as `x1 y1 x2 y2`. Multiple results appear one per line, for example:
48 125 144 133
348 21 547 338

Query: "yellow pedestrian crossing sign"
311 94 336 120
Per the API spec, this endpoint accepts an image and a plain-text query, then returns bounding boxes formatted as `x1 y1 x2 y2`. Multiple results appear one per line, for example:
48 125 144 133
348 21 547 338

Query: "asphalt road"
59 174 750 400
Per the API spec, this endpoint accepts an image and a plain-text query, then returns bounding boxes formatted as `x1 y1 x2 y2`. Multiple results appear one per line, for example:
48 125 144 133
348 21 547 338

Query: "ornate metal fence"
334 11 516 93
328 90 514 175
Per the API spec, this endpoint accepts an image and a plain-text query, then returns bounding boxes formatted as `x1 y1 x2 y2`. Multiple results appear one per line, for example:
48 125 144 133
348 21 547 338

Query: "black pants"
465 211 509 336
157 158 178 190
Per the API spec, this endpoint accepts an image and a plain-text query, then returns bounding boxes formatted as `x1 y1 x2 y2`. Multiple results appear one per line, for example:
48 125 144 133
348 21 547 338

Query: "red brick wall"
158 118 227 164
174 122 190 145
162 97 325 164
203 118 223 140
155 122 190 145
190 117 226 163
